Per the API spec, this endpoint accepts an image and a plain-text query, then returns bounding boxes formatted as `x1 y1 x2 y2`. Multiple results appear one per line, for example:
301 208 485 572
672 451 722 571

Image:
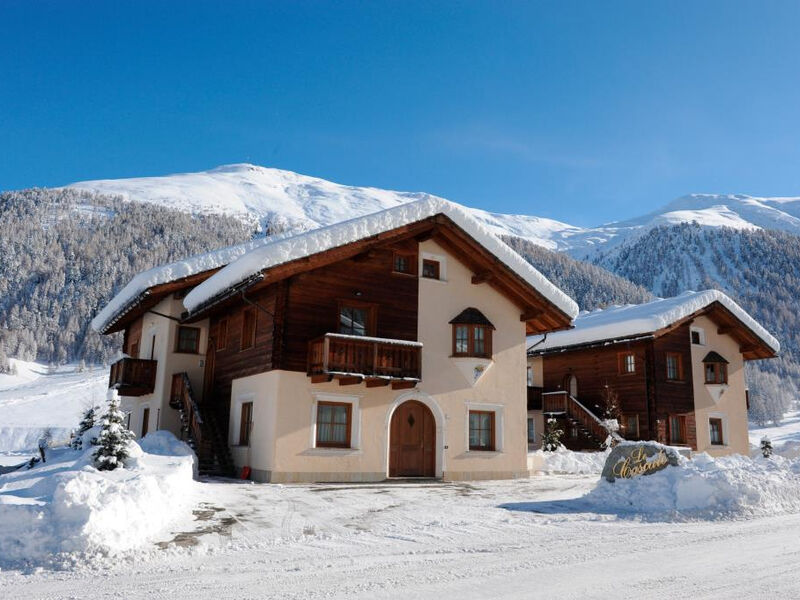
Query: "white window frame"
310 392 361 452
691 326 706 346
464 402 504 453
527 365 534 386
419 251 447 282
526 414 536 448
231 392 255 446
708 412 728 447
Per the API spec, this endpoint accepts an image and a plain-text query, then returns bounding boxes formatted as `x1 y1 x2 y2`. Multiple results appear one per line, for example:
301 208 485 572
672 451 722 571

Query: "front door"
389 400 435 477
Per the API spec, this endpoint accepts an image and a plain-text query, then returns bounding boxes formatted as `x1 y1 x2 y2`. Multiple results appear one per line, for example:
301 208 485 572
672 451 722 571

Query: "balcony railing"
307 333 422 382
108 357 157 396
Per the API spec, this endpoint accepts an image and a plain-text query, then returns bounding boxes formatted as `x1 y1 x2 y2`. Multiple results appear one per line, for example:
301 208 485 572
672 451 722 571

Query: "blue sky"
2 1 800 226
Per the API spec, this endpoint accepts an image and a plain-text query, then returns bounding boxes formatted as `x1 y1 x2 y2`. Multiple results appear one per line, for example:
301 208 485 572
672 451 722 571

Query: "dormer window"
703 351 729 384
450 308 494 358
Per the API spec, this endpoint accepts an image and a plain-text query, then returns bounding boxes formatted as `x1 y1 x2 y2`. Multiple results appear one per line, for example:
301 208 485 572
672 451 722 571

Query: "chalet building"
526 291 779 456
93 199 579 482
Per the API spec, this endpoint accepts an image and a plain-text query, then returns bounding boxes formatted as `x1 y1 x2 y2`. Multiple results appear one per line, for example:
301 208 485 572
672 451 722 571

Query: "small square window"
175 326 200 353
316 402 352 448
393 252 415 275
422 259 440 280
691 328 705 345
469 410 495 451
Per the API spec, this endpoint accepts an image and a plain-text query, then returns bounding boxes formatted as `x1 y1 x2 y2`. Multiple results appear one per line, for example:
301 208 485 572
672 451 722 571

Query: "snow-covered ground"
0 360 108 452
4 447 800 598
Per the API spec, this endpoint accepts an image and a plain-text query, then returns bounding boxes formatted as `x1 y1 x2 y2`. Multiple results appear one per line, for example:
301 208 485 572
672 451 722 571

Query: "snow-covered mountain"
67 164 800 256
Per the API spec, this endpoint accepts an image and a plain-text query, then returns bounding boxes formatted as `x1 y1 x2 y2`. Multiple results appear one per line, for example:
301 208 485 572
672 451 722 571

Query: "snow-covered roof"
184 197 580 319
91 236 281 333
527 290 780 355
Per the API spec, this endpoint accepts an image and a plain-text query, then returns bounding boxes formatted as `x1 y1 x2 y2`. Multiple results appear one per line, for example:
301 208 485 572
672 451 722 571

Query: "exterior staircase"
542 391 624 450
170 373 236 477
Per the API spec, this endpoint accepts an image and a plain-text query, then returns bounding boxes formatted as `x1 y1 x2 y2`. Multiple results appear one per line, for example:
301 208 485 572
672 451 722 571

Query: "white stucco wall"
690 315 750 456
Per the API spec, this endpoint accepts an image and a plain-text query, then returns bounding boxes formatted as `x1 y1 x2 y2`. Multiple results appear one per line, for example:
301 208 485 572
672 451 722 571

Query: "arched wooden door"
389 400 436 478
564 374 578 398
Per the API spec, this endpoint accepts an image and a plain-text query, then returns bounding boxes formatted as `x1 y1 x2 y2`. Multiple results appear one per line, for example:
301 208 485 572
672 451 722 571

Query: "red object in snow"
241 466 251 480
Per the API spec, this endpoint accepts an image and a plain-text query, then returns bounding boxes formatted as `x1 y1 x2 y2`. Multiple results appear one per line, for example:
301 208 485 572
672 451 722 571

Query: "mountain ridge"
66 163 800 256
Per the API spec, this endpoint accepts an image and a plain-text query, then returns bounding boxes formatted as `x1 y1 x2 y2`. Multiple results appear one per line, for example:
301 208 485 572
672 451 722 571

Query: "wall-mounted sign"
601 442 680 482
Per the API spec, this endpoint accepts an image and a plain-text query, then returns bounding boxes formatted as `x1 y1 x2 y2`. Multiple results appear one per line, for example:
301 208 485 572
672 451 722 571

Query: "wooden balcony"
307 333 422 388
527 386 543 411
108 358 157 396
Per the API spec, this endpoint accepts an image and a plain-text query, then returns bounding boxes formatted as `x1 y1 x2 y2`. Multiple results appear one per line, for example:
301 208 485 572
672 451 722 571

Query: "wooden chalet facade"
94 199 579 482
526 292 778 456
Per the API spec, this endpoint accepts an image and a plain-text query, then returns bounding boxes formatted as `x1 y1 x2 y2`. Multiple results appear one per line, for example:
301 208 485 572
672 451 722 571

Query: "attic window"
703 351 728 384
393 252 416 276
450 308 494 358
691 328 705 345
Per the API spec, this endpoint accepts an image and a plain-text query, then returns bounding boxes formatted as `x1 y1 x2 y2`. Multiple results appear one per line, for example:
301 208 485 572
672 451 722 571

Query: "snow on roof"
91 235 282 332
527 290 779 354
184 197 580 319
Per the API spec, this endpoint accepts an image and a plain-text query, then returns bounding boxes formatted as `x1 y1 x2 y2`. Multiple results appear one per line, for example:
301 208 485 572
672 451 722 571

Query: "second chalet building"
93 198 579 482
526 291 779 456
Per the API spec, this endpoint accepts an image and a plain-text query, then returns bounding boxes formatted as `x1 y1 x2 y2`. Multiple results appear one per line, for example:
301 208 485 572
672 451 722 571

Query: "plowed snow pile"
585 452 800 518
0 431 196 567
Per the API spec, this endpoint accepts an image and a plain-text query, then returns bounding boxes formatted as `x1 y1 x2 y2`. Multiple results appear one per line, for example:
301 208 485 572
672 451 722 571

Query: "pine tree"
761 436 773 458
93 389 136 471
541 418 564 452
71 405 97 450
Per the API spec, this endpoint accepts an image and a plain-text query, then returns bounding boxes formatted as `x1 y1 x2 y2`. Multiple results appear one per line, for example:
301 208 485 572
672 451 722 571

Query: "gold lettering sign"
611 446 669 479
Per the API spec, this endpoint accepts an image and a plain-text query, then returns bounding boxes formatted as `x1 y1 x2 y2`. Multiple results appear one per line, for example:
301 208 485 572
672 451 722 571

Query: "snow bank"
583 452 800 518
528 289 779 354
0 432 196 567
528 447 608 474
184 197 580 319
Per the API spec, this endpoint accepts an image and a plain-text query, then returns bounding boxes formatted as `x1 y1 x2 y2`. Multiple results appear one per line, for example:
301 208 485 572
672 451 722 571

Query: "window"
241 309 257 350
217 319 228 351
527 417 536 447
704 362 727 384
421 259 440 280
141 407 150 438
452 324 492 358
175 326 200 354
338 302 375 336
392 252 415 275
527 365 534 387
709 417 724 446
669 415 686 444
239 402 253 446
469 410 495 451
624 414 639 438
691 328 705 345
316 402 352 448
618 352 636 374
666 352 683 381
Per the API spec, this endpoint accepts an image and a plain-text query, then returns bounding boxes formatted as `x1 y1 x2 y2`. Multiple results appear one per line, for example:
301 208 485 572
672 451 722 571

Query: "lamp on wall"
354 290 363 297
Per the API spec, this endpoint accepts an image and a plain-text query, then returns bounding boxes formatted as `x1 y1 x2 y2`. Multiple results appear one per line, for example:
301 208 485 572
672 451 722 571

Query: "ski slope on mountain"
66 164 800 256
0 361 108 452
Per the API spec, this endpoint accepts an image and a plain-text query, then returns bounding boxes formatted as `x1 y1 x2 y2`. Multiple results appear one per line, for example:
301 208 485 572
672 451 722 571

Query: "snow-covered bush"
93 389 136 470
541 418 564 452
761 436 773 458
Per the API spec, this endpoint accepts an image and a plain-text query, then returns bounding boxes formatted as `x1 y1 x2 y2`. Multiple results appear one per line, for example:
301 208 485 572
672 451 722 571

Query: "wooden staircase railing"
170 373 235 477
542 390 623 445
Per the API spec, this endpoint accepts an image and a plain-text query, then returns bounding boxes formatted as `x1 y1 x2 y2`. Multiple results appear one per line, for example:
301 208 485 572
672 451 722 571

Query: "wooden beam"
739 345 758 354
717 327 731 336
365 378 390 388
520 309 543 322
391 380 417 390
352 250 377 262
471 271 493 285
310 374 333 384
337 375 363 386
